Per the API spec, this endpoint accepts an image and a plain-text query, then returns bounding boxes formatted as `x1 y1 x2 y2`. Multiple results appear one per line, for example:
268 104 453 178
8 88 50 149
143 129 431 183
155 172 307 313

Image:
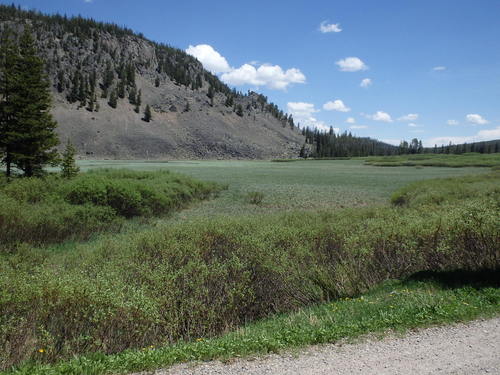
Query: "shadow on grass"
406 269 500 289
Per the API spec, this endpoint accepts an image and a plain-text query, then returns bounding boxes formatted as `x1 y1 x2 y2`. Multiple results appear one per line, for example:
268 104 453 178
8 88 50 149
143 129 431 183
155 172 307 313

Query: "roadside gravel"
139 317 500 375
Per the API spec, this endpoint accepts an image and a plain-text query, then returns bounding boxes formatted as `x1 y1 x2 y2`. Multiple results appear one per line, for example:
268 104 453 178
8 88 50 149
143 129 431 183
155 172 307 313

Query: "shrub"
245 191 264 205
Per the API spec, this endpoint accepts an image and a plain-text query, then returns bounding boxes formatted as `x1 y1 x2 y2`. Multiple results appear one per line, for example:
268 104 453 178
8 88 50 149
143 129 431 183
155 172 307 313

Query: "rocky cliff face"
0 5 304 159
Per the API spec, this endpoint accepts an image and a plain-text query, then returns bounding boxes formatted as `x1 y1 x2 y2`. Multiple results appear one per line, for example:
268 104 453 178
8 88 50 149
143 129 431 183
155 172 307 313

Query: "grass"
3 273 498 375
363 152 500 168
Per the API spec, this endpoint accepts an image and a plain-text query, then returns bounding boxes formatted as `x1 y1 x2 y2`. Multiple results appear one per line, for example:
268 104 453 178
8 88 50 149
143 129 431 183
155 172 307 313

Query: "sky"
2 0 500 146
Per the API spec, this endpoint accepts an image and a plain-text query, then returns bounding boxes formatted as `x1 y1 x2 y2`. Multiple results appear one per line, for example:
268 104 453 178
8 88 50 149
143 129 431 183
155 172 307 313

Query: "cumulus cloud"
336 57 368 72
433 66 446 71
319 21 342 33
365 111 393 123
187 44 305 90
350 125 368 129
408 123 422 128
323 99 350 112
466 114 489 125
186 44 231 74
360 78 372 88
221 64 305 90
287 102 337 132
346 117 356 124
428 126 500 146
447 119 459 126
398 113 419 122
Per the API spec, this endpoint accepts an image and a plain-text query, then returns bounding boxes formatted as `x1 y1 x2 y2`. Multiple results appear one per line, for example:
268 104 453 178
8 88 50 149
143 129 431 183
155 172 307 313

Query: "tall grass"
0 169 223 249
0 172 498 370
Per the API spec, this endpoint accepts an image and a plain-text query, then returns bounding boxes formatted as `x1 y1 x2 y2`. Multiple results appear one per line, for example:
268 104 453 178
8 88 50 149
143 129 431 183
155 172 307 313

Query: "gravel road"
140 317 500 375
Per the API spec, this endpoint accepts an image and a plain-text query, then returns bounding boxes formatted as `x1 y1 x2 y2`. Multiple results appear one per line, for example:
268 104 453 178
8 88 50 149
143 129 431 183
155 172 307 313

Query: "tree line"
300 127 500 158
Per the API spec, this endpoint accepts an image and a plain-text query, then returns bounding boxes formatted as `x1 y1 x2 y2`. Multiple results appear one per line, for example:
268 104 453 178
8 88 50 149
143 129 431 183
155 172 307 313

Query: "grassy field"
75 159 485 219
1 157 498 374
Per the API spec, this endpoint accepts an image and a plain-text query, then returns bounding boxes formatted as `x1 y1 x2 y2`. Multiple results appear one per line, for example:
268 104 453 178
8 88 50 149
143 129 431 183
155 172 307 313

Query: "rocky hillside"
0 5 304 159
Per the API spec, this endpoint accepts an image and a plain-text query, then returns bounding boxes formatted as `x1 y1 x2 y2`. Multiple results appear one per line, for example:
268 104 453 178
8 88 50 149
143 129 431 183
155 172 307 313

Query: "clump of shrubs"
0 169 222 249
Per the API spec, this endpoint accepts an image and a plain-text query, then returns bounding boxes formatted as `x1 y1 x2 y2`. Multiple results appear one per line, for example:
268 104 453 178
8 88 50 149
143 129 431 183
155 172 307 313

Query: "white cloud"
409 129 425 133
433 66 446 71
319 21 342 33
408 123 422 128
336 57 368 72
346 117 356 124
365 111 393 123
360 78 372 88
466 114 489 125
287 102 337 132
428 126 500 146
186 44 231 74
221 64 305 90
187 44 305 90
398 113 419 122
323 99 350 112
350 125 368 129
447 119 459 126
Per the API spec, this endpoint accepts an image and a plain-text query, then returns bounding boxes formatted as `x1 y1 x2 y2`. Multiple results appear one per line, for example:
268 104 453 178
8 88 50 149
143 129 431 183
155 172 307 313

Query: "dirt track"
141 317 500 375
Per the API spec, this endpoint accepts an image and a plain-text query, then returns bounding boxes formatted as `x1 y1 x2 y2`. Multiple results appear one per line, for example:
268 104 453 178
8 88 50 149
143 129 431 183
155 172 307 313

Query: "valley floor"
149 317 500 375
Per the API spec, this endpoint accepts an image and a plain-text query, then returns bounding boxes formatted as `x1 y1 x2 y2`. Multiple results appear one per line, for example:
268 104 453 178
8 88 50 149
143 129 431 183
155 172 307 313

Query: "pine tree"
236 104 243 117
134 89 141 113
143 104 152 122
108 89 117 108
0 27 18 177
61 139 80 178
0 27 59 177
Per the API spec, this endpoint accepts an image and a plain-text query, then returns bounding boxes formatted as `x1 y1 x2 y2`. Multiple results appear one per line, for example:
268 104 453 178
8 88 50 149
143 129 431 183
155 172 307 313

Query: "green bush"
0 169 223 249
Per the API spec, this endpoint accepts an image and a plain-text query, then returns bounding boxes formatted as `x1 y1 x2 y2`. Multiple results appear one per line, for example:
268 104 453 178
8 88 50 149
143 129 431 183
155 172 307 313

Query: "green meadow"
1 156 499 374
75 159 484 218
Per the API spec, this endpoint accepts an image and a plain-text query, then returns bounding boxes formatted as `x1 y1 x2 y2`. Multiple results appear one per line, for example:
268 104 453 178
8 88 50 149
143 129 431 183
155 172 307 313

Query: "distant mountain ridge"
0 4 304 159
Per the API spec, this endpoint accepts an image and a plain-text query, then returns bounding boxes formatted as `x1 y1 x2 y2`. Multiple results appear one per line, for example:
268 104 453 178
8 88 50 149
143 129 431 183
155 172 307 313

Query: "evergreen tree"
61 139 80 178
143 104 152 122
108 89 117 108
0 28 59 177
0 27 18 177
134 89 141 113
236 104 243 117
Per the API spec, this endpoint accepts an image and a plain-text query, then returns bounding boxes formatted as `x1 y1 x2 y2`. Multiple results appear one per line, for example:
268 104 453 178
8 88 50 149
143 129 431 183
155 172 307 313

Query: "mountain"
0 5 304 159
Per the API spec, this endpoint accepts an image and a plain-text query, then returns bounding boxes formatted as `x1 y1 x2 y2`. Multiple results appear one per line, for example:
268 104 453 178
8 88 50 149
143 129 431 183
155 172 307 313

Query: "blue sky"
3 0 500 145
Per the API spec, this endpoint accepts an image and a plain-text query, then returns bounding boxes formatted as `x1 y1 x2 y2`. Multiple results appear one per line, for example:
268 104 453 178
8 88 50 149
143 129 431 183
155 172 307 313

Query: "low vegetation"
0 169 222 249
4 274 498 375
1 170 498 372
364 153 500 168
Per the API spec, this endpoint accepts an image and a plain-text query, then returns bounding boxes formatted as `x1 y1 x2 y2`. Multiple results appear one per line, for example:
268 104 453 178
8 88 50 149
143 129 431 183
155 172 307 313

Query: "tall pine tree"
0 27 59 177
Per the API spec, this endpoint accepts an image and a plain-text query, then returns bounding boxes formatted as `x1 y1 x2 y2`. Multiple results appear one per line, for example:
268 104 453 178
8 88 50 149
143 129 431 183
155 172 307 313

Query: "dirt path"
141 318 500 375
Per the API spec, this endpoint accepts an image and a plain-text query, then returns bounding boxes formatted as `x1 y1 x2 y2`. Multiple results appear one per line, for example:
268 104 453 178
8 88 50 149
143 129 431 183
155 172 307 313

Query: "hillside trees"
0 27 59 177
